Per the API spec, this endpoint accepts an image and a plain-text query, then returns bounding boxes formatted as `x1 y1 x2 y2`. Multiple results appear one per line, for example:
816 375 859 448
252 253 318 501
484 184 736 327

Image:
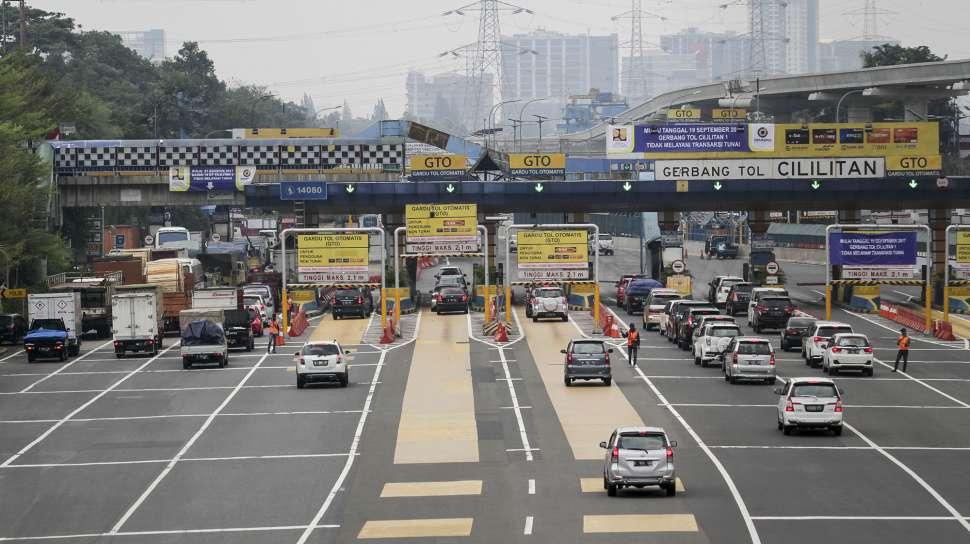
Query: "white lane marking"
19 340 115 392
870 357 970 408
844 421 970 533
592 307 763 544
0 410 365 425
4 452 352 469
0 525 339 542
752 516 954 521
467 312 534 462
528 479 535 495
0 343 179 468
0 349 25 362
524 516 534 535
667 403 965 409
709 445 970 451
110 352 271 533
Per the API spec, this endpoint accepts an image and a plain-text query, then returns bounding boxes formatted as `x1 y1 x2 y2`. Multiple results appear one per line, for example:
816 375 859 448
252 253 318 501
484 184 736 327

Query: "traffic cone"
608 320 622 338
380 319 395 344
495 322 510 342
602 313 613 335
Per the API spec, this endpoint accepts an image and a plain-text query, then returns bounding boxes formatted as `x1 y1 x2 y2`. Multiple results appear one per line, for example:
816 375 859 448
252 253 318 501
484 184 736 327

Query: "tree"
862 44 946 68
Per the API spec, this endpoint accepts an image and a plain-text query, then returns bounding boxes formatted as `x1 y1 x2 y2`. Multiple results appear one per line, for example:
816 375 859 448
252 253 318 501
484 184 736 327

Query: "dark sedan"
781 316 817 351
434 287 469 314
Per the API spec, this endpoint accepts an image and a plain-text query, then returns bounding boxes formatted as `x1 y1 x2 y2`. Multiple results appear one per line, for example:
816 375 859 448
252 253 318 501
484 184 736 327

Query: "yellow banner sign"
475 285 498 297
517 230 589 269
405 204 478 242
667 108 702 121
408 155 468 171
885 154 942 175
1 288 26 299
712 108 747 120
508 153 566 170
237 127 339 139
957 232 970 263
666 275 692 296
297 234 369 272
288 289 316 303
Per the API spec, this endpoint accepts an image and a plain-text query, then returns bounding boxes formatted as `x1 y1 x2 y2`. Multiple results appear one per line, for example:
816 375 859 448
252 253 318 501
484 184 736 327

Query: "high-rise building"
748 0 818 76
660 28 750 83
621 51 698 103
115 29 166 62
818 39 897 72
501 30 619 104
405 71 493 134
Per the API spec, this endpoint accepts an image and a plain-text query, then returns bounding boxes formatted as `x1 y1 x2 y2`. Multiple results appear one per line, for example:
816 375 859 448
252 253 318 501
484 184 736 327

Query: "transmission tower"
747 0 788 77
443 0 533 136
612 0 648 102
844 0 895 40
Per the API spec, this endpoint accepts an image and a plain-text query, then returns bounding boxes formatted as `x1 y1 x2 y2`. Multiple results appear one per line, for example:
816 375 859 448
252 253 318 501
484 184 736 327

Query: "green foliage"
862 44 946 68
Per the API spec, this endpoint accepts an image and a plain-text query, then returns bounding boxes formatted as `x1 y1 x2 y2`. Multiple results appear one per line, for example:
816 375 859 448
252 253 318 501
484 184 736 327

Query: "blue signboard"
634 124 749 153
280 181 328 201
168 166 254 192
829 231 917 266
114 234 125 249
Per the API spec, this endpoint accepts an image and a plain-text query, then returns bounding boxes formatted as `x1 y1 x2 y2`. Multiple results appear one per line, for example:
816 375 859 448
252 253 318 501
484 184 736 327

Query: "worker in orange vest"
893 328 910 372
626 323 640 367
266 318 280 354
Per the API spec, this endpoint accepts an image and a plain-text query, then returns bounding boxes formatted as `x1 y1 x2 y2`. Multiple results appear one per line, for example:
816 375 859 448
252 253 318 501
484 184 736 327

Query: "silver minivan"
600 426 677 497
721 337 776 384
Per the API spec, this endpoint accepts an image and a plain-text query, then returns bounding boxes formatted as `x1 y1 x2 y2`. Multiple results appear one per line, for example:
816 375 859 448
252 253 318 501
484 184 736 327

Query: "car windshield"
738 342 771 355
571 342 605 354
710 328 740 337
762 297 791 306
440 268 461 275
30 319 64 330
792 383 839 398
837 336 869 347
336 290 360 297
732 284 753 293
600 234 612 241
818 326 853 337
651 294 679 304
439 277 463 286
442 288 465 296
536 288 562 298
788 318 815 328
243 296 262 305
157 231 188 243
750 251 775 265
618 433 666 450
719 279 742 289
303 344 340 356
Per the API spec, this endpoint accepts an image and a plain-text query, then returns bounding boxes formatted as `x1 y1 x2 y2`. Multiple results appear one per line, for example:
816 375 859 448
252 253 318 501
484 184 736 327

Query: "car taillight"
731 293 738 301
25 344 33 351
336 355 342 363
769 354 775 366
611 446 619 462
785 328 796 334
785 306 794 314
565 353 573 364
113 341 121 348
755 304 766 312
687 316 694 325
297 356 305 365
357 296 363 304
211 352 223 358
785 399 794 412
462 294 468 302
834 399 843 413
665 447 674 460
813 336 824 344
147 339 154 345
732 353 738 364
434 293 442 301
864 346 873 353
831 346 843 353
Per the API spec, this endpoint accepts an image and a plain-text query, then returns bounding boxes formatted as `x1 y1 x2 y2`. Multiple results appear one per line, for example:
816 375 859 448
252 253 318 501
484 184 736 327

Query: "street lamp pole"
487 99 520 148
533 114 549 151
835 89 865 123
518 97 546 151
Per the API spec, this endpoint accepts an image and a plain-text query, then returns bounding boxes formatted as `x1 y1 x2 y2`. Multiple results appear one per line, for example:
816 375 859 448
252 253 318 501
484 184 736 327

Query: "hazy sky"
42 0 970 116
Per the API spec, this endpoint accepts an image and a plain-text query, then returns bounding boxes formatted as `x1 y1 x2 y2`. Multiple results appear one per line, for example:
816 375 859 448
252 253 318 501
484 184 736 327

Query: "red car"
616 274 647 306
248 307 264 337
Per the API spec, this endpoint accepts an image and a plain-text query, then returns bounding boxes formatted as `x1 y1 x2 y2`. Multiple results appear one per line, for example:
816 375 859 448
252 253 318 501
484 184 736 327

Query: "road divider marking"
582 514 698 534
380 480 482 498
524 515 534 535
19 340 114 392
357 518 474 539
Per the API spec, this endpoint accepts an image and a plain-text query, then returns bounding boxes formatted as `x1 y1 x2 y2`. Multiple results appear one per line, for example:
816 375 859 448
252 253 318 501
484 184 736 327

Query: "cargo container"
111 284 164 357
102 225 142 255
27 292 82 356
93 256 145 285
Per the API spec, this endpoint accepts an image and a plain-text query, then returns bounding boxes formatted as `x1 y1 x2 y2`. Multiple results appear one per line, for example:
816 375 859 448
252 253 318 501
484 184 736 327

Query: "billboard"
407 155 468 181
297 234 369 283
517 230 589 280
168 166 256 192
232 127 339 139
829 231 917 266
654 157 885 180
609 122 939 160
508 153 566 178
405 204 478 252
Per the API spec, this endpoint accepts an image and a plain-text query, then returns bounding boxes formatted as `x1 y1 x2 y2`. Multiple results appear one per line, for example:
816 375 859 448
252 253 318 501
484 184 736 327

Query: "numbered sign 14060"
280 181 328 201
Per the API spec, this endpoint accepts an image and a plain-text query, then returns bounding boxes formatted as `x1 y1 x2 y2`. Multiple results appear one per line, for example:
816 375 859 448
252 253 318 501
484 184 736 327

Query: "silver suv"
600 426 677 497
295 340 352 388
721 337 776 385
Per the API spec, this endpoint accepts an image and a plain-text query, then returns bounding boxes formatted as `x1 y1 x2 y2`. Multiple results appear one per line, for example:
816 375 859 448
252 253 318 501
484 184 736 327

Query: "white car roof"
614 425 667 435
718 276 744 282
782 377 836 385
813 321 852 328
833 333 867 339
305 340 340 347
735 336 771 343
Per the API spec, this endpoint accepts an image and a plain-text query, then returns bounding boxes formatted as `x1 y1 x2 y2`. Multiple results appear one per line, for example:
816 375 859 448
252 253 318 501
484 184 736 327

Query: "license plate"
634 460 652 467
748 360 761 366
313 360 328 366
806 405 823 412
39 347 49 352
847 349 859 354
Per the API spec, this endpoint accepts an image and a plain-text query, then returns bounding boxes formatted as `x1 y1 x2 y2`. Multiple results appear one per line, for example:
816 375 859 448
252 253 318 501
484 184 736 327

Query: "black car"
332 288 373 319
677 307 720 350
724 283 753 316
750 296 795 333
781 316 817 351
666 301 709 342
0 313 27 344
563 339 613 386
224 309 255 351
434 287 469 314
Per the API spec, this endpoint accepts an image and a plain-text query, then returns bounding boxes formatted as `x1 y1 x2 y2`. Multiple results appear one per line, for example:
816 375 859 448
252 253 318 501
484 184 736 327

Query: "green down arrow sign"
534 182 544 192
622 181 633 191
445 183 456 193
713 181 723 191
908 179 919 189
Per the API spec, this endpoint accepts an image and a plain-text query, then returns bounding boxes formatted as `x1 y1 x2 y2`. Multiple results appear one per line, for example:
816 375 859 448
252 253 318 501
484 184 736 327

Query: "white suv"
529 286 568 322
694 323 740 367
803 321 854 367
295 340 352 388
597 234 615 255
775 377 844 436
822 333 874 376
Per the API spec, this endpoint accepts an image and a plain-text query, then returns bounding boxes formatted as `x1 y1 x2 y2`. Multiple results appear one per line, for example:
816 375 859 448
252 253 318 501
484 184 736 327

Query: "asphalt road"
3 242 970 543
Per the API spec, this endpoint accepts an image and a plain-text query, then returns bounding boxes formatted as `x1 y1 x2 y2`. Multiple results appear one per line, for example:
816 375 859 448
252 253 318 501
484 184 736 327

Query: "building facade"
115 29 166 62
405 71 493 135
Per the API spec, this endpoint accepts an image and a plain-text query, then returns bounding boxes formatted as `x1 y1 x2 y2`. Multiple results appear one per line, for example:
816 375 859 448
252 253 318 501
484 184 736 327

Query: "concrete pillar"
567 212 587 224
485 219 497 282
905 101 929 122
929 207 949 275
658 210 679 233
837 209 861 224
846 107 873 123
748 210 771 236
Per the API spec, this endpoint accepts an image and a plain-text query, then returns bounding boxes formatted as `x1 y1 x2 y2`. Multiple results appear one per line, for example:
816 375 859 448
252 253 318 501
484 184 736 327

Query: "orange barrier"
934 320 957 341
287 310 309 337
495 322 510 342
879 302 929 333
380 318 396 344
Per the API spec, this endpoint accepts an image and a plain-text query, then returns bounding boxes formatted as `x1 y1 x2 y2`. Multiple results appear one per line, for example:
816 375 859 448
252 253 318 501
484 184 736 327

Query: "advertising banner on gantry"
829 231 917 266
516 230 589 280
297 234 369 283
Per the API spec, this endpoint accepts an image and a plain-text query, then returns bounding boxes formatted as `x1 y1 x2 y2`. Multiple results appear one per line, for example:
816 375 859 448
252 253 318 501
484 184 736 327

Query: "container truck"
146 258 198 334
111 284 164 358
27 292 82 356
192 288 252 351
47 273 118 338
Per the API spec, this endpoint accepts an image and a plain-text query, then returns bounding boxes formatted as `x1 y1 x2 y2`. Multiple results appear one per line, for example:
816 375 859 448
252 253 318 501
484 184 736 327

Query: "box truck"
27 292 83 356
111 284 165 358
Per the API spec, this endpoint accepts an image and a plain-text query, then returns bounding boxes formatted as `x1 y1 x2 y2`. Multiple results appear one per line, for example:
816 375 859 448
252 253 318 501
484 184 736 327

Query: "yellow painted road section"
308 313 370 346
394 310 478 464
518 309 644 460
583 514 698 533
579 477 685 493
358 518 474 539
380 480 482 498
